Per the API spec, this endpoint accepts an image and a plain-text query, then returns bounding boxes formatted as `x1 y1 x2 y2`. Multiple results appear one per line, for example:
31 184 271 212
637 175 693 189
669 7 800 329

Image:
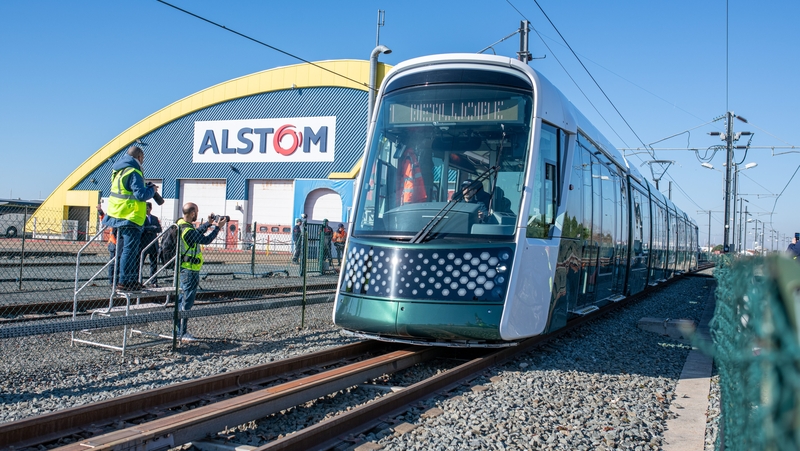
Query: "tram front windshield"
354 84 533 241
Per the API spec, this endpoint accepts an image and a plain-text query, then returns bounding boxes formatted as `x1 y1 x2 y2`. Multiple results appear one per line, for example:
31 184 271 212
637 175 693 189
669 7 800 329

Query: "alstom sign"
193 116 336 163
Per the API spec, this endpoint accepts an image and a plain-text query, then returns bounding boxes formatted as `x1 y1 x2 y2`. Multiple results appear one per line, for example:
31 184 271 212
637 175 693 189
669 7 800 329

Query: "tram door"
577 150 600 308
595 163 616 301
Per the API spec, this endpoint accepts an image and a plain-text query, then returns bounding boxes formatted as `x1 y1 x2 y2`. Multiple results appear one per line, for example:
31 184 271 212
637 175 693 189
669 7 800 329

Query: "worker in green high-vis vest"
101 145 157 291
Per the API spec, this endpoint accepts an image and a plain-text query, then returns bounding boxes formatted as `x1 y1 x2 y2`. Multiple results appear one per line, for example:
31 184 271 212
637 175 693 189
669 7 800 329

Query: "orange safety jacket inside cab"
396 148 427 205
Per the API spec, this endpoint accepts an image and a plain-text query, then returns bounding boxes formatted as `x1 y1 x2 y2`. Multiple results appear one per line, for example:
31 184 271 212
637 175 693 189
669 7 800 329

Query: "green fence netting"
711 254 800 450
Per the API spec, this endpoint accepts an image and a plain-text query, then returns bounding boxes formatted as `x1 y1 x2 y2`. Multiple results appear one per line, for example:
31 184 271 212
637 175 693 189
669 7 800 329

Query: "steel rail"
54 346 441 451
0 283 337 318
255 264 715 450
0 341 388 450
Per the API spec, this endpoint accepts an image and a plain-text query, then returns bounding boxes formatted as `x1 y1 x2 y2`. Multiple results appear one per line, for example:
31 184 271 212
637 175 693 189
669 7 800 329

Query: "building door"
180 180 226 246
304 188 342 223
248 180 294 228
67 207 90 241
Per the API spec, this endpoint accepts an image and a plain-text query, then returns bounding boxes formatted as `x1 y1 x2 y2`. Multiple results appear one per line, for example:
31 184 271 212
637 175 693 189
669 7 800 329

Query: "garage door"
304 188 342 222
180 180 227 221
249 180 294 227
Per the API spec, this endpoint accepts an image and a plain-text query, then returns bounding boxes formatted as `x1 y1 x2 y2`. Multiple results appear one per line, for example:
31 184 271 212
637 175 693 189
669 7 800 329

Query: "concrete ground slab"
663 283 716 451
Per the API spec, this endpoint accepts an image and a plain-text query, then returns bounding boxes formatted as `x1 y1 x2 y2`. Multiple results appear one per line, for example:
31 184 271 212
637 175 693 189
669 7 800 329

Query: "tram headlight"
499 252 510 261
496 265 508 273
495 275 505 284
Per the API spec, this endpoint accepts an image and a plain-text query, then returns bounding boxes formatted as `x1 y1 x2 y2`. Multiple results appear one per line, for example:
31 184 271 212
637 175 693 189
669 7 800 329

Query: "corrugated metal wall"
73 86 367 200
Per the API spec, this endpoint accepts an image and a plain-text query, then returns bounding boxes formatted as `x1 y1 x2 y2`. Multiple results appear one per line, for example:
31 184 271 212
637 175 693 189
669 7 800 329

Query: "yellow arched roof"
35 59 389 225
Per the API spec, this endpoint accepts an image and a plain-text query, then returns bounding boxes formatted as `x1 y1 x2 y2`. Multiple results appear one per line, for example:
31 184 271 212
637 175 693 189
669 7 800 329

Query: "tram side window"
527 123 562 238
632 190 644 256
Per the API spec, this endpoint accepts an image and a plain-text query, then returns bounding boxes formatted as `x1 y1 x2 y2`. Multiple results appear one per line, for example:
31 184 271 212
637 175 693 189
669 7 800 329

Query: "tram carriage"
333 54 699 346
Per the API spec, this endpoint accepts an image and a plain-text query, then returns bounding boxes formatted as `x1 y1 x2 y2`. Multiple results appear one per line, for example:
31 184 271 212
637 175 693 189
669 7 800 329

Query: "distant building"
33 60 389 241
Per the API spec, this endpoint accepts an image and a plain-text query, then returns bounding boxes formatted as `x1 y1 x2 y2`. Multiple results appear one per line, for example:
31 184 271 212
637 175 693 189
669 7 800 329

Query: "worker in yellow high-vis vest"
175 202 226 342
101 145 158 291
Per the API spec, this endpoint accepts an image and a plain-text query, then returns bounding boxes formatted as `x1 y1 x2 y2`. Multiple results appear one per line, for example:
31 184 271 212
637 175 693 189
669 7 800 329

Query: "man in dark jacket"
291 218 302 263
101 146 157 291
141 202 162 283
787 235 800 260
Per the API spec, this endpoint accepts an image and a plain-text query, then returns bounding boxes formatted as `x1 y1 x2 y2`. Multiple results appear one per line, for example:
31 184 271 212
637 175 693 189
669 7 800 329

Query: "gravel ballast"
0 276 719 451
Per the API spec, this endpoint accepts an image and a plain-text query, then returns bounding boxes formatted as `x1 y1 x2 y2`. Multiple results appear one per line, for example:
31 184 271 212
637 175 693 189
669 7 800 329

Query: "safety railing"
1 207 340 353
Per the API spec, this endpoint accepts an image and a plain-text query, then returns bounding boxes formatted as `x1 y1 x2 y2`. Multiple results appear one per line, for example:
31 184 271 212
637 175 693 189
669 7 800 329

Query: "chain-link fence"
0 204 342 354
710 254 800 450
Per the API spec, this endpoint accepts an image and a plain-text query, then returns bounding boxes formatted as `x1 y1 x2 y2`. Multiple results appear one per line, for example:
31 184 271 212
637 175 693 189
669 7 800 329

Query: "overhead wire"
532 32 715 126
524 0 651 155
502 1 631 149
155 0 372 91
506 0 705 211
745 120 797 147
768 163 800 230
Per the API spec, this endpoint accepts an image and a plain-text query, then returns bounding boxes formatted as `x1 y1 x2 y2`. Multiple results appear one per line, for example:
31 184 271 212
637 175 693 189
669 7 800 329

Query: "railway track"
0 282 338 320
0 340 394 450
4 264 713 451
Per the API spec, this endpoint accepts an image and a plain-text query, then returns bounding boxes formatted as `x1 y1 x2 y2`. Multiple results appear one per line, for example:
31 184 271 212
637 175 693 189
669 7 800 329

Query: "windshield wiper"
409 164 499 244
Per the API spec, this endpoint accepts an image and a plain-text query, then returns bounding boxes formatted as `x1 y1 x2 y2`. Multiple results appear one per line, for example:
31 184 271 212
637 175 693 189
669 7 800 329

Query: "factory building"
34 60 389 242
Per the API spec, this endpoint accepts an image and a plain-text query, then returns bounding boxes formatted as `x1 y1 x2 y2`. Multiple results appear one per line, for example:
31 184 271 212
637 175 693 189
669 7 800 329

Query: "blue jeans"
178 268 199 335
118 226 142 286
107 233 124 284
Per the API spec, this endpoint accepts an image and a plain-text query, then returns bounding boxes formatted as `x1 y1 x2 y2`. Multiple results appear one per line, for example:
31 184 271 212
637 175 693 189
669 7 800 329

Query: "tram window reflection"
354 84 532 239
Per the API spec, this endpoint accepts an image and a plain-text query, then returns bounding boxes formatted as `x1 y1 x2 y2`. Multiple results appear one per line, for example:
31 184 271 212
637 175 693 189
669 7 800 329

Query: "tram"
333 54 699 346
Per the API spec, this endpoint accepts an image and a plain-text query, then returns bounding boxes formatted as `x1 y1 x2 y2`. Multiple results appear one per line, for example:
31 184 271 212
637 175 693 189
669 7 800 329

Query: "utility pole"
722 111 734 253
742 205 748 253
697 210 717 252
738 197 746 253
517 20 531 64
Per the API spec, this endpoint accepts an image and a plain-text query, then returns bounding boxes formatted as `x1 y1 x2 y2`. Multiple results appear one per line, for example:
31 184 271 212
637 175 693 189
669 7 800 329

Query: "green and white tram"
334 54 698 346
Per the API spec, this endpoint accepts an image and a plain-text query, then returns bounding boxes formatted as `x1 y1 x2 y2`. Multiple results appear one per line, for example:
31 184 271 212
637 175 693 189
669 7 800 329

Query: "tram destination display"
388 97 523 125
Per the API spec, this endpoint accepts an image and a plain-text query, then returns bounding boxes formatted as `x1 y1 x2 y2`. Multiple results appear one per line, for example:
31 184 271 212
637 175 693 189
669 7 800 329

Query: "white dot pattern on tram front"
341 243 512 301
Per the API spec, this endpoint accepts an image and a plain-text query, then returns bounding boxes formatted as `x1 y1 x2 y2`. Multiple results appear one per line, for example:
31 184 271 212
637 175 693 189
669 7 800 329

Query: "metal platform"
71 227 181 357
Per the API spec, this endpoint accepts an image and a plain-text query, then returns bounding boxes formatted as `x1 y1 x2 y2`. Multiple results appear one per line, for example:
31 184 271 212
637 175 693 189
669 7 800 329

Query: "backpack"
159 224 182 264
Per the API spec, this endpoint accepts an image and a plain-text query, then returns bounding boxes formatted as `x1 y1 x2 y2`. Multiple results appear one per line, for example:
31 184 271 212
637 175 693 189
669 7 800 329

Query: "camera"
795 232 799 241
212 215 230 222
145 182 164 206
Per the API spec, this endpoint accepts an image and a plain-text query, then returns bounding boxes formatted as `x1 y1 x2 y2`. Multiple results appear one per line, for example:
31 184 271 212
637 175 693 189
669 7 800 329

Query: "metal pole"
173 225 181 351
517 20 531 63
668 181 672 200
368 45 392 122
738 198 743 253
250 222 256 276
731 167 737 252
375 10 385 47
723 111 734 252
300 218 308 328
18 206 27 290
743 206 748 253
708 211 711 252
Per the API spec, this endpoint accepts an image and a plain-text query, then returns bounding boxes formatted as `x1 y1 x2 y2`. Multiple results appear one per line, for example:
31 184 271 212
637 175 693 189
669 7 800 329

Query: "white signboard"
193 116 336 163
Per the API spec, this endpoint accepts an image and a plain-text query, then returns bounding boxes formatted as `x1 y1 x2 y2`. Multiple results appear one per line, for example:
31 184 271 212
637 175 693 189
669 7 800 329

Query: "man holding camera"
101 145 158 291
787 233 800 260
175 202 226 342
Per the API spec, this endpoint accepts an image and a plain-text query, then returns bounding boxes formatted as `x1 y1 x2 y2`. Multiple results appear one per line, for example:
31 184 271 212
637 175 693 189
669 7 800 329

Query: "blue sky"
1 0 798 249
